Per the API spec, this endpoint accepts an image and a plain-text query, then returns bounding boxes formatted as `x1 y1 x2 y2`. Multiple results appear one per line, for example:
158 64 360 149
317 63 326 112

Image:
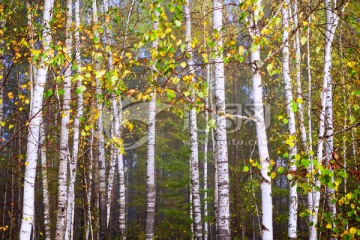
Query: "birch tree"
203 48 210 240
292 0 308 153
281 1 298 238
55 0 73 238
40 117 51 240
145 4 159 239
306 2 316 236
323 0 344 225
103 0 118 230
92 0 108 237
213 0 230 238
248 0 273 239
184 0 202 238
65 0 83 237
19 0 54 238
311 1 343 238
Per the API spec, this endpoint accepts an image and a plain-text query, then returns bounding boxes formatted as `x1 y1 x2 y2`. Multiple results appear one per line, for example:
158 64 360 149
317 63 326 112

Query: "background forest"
0 0 359 239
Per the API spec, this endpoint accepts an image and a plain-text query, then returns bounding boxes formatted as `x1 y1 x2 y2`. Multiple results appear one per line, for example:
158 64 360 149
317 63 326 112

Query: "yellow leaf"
8 92 13 99
123 70 130 77
326 223 332 229
350 227 357 235
25 99 29 104
238 46 244 55
348 61 356 68
9 124 14 129
270 172 276 179
95 70 106 78
180 62 186 68
347 193 352 200
296 98 303 104
125 52 132 59
128 123 133 132
0 122 5 127
24 162 29 166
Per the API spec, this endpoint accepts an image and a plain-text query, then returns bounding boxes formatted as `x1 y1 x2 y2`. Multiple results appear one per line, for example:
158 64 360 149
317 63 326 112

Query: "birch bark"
203 55 210 240
103 0 118 230
213 0 230 238
306 3 316 235
292 0 308 151
20 0 54 238
324 0 338 221
184 1 202 238
248 0 273 239
55 0 72 238
92 0 108 237
281 1 298 238
311 1 341 239
145 5 159 239
65 0 83 238
40 117 51 240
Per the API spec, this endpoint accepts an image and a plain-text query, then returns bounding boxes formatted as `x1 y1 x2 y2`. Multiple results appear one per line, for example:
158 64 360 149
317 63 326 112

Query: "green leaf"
277 166 285 174
243 166 250 172
349 115 356 123
290 100 298 112
267 63 274 75
76 85 86 94
166 89 176 100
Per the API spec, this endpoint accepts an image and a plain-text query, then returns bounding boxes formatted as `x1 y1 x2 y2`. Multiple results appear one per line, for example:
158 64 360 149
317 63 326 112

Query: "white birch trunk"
311 1 340 239
55 0 72 238
145 4 159 239
92 0 108 237
103 0 117 230
146 91 157 240
209 64 218 238
212 0 230 238
282 1 298 238
40 117 51 240
65 0 83 238
184 1 203 238
293 0 308 151
117 127 126 237
306 4 316 235
203 60 210 240
189 177 194 238
324 0 338 221
20 0 54 238
249 0 273 239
